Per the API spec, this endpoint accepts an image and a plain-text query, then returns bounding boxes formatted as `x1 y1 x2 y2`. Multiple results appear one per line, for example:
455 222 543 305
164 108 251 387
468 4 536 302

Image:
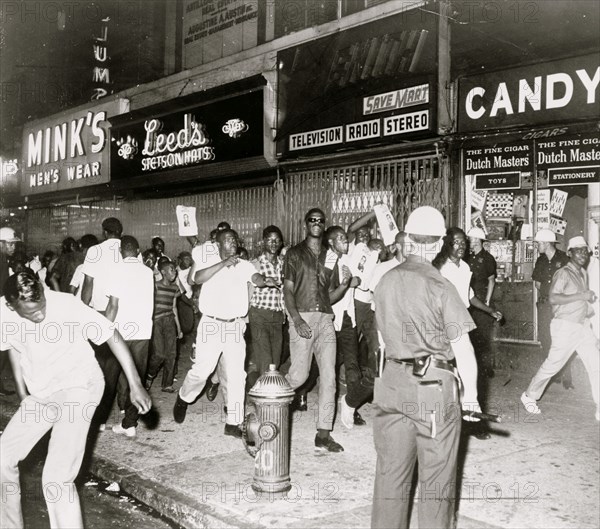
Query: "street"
0 415 177 529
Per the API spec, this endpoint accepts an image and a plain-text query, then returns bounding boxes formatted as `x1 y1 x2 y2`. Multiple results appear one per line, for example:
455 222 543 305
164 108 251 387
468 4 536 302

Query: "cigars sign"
463 133 600 189
459 54 599 132
21 99 128 196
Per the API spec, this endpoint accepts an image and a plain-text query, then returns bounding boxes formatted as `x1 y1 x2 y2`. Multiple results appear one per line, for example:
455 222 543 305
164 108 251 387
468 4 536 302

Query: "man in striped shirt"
146 260 182 393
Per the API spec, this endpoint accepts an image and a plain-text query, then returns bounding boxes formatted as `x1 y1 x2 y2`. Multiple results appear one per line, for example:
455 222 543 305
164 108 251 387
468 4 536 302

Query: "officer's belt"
387 356 456 374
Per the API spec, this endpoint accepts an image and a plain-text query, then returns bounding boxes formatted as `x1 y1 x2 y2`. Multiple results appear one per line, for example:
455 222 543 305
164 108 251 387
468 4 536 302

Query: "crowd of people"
0 203 598 529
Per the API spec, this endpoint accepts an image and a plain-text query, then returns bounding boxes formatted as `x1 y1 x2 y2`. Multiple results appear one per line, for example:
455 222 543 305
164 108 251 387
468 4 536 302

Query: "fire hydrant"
243 364 295 493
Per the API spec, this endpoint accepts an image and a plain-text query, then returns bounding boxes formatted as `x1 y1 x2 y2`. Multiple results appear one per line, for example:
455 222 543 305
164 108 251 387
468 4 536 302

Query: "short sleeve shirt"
467 248 496 302
532 249 570 301
331 254 355 331
374 257 474 361
198 259 257 319
69 264 84 298
283 241 335 314
0 291 112 398
439 259 475 308
250 254 284 312
550 261 590 323
107 257 154 340
191 241 221 270
81 238 122 311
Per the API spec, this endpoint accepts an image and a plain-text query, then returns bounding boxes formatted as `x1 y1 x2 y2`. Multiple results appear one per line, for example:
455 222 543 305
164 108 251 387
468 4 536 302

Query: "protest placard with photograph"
176 205 198 236
373 204 399 245
348 242 378 284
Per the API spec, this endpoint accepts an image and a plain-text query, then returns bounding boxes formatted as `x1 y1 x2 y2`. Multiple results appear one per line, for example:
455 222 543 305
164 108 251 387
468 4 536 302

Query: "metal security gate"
25 187 276 259
282 154 447 245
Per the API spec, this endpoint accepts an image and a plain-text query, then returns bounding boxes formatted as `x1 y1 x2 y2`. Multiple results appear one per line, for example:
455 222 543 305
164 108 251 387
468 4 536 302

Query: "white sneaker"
520 392 541 414
112 423 136 438
340 396 355 430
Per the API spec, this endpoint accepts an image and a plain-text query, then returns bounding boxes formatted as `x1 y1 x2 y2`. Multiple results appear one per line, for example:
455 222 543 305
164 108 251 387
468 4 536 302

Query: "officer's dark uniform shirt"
283 240 335 314
0 254 10 297
374 256 474 361
466 248 496 302
532 249 569 302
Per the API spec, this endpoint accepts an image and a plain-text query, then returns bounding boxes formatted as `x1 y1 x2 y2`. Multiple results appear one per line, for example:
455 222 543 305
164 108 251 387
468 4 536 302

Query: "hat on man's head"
0 227 21 242
534 229 557 243
567 236 589 251
404 206 446 237
466 227 486 240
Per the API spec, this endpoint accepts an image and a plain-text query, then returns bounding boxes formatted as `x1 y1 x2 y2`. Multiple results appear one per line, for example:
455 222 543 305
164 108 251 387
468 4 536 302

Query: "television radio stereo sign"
289 83 431 152
21 99 128 196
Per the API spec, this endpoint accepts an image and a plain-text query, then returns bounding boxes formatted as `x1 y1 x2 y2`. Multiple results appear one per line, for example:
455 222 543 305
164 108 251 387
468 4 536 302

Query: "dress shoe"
0 388 15 397
474 429 491 440
206 381 219 402
162 386 176 393
291 394 307 412
314 434 344 453
224 424 243 438
173 394 189 423
353 410 366 426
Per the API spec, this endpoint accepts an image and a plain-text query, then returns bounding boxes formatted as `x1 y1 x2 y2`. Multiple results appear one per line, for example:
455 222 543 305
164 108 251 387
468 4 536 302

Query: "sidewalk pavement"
1 353 598 529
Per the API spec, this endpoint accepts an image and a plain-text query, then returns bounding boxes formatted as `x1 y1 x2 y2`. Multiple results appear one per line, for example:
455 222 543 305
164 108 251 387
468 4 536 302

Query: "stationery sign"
536 133 600 186
463 142 532 190
110 91 263 178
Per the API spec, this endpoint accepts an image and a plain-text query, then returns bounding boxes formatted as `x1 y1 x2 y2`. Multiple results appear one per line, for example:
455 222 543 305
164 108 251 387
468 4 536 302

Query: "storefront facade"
457 54 600 344
20 98 129 254
275 8 454 242
107 79 279 255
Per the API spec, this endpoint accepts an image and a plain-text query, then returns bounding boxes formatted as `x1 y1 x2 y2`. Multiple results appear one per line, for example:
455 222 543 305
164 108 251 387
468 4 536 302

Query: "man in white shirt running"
0 270 151 529
174 229 278 437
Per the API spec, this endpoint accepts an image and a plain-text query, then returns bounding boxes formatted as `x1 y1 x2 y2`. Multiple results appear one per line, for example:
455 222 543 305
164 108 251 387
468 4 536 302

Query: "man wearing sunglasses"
283 208 348 452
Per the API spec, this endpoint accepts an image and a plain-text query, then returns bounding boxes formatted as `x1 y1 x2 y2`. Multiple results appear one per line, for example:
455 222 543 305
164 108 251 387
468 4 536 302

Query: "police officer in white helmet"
372 206 481 529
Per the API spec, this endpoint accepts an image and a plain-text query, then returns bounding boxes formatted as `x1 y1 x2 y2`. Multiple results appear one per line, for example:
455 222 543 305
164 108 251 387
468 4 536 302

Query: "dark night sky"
0 0 166 156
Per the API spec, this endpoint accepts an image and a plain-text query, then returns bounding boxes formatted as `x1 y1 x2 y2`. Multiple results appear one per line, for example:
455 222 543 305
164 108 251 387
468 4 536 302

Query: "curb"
89 455 503 529
89 456 255 529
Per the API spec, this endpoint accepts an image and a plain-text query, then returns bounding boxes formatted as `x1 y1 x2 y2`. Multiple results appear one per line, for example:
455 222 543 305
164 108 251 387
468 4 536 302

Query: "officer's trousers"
372 362 461 529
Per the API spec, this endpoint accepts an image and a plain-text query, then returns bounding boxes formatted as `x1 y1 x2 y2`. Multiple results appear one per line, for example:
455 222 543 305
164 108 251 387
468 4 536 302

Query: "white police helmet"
404 206 446 237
